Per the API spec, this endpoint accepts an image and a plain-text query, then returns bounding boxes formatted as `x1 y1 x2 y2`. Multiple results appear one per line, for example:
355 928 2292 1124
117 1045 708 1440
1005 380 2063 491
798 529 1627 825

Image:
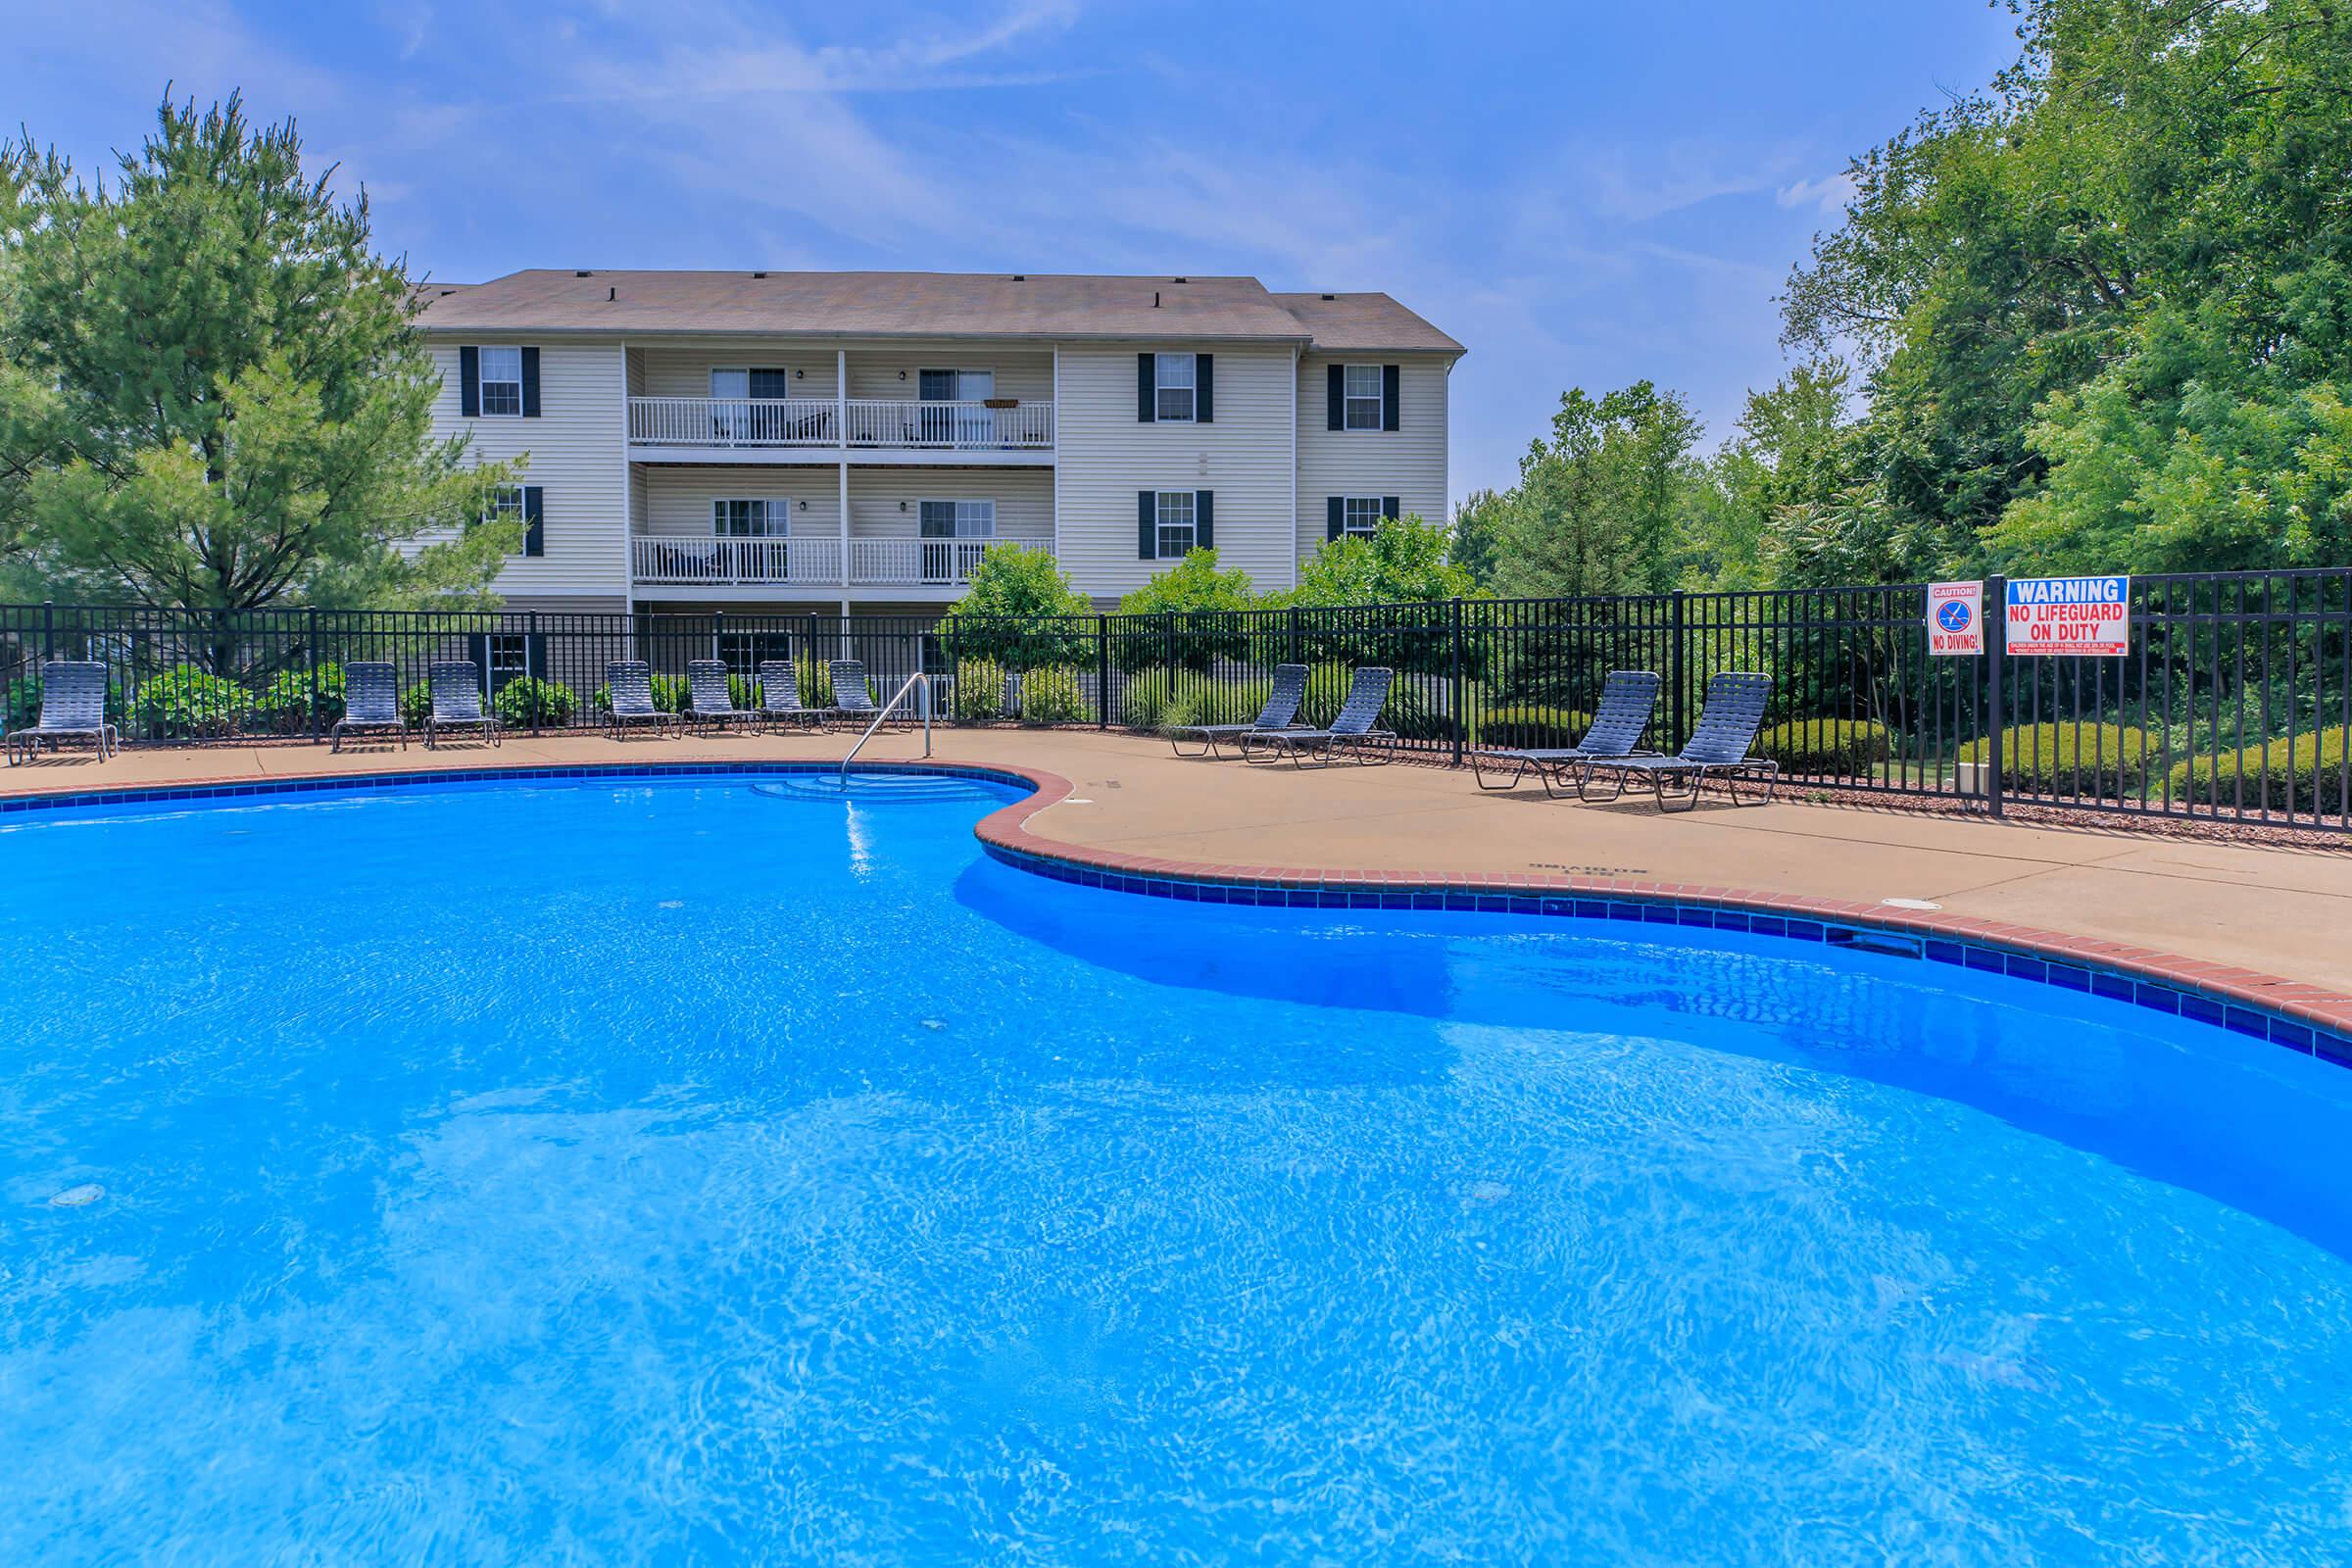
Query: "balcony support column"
837 459 850 588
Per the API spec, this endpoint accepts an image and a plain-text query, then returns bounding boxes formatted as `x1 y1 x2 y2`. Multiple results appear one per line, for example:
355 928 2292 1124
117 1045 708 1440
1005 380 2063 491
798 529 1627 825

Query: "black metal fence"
4 568 2348 830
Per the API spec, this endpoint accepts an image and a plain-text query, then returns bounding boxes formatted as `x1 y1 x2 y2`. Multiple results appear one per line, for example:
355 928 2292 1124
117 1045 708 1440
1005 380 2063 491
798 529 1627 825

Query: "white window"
1154 353 1197 422
918 500 997 539
1344 364 1384 430
485 633 529 682
712 499 790 537
479 347 523 417
1154 490 1196 559
483 484 526 528
1342 497 1384 538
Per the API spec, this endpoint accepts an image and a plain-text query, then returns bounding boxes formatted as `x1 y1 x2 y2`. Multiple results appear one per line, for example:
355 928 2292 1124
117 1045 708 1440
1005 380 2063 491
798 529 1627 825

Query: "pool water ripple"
2 773 2349 1564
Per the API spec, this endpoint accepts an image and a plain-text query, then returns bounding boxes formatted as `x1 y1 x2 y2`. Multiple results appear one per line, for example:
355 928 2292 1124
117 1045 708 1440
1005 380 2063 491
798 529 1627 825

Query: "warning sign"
1927 581 1982 656
2005 575 2130 657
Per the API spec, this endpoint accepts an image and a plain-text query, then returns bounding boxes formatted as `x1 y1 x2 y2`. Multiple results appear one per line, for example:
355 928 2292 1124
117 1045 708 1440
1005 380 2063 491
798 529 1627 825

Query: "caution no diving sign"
2005 575 2130 658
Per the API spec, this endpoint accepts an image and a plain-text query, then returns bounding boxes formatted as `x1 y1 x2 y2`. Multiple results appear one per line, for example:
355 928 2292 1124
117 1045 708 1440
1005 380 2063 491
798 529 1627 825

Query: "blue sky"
4 1 2019 508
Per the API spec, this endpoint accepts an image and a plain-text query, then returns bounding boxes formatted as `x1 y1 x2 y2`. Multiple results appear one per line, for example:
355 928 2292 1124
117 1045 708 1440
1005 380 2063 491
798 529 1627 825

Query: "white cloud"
1777 171 1859 215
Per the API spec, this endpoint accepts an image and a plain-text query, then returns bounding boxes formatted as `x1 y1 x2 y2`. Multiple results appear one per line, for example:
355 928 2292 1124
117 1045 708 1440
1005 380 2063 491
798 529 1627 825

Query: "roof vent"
438 288 456 297
1152 290 1161 308
1010 274 1026 281
574 270 593 277
608 286 615 301
751 270 767 279
1320 292 1337 301
1172 276 1188 283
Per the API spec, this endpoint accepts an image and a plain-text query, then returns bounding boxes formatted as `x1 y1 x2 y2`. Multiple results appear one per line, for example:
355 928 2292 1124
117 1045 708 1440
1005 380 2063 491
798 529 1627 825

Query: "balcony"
631 535 843 587
630 535 1037 590
626 396 1054 461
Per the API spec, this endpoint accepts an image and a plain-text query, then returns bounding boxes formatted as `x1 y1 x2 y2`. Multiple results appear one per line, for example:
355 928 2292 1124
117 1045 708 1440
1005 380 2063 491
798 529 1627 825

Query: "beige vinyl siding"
635 340 840 399
1054 342 1297 596
628 341 1051 403
1294 353 1451 566
844 347 1052 402
425 337 628 598
846 468 1053 542
639 466 841 538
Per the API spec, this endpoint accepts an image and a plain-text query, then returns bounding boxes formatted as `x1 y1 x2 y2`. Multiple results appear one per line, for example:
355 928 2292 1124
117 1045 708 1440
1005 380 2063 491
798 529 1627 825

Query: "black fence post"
1096 614 1110 729
1448 597 1467 766
307 606 321 742
1669 590 1688 748
1985 574 2006 818
40 600 54 663
528 610 543 734
1287 604 1301 667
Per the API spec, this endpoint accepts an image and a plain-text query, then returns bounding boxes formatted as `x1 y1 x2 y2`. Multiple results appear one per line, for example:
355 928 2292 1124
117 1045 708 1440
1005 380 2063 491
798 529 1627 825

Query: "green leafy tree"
1484 382 1705 600
1113 548 1260 614
1290 513 1479 608
0 93 519 623
942 541 1093 668
1447 488 1506 590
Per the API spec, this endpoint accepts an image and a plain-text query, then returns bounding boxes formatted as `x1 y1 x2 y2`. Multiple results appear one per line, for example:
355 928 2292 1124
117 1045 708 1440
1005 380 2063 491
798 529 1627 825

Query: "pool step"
748 773 1003 806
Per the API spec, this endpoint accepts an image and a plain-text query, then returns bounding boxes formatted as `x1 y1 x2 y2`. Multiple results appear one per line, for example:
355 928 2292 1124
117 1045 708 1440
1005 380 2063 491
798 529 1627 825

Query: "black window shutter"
1195 490 1213 550
1326 364 1344 430
1138 490 1156 559
520 347 542 417
1326 496 1345 541
1382 365 1400 431
1137 354 1156 422
522 486 545 557
1382 495 1401 520
460 346 480 417
1196 354 1213 423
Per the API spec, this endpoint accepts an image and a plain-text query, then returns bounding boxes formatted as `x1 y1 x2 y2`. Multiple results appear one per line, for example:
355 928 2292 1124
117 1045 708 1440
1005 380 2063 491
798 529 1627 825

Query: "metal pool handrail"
840 670 932 784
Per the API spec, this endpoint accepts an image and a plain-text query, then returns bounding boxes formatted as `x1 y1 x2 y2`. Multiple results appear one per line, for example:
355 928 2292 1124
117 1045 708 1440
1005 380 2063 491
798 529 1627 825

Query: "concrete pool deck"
7 727 2352 1024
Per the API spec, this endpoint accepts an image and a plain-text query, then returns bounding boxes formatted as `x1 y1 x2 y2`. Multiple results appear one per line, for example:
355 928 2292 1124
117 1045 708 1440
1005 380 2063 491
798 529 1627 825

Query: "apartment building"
415 270 1462 618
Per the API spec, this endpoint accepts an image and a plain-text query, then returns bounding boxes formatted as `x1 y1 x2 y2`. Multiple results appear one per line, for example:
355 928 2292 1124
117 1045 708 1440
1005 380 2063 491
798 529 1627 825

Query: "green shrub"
799 661 834 711
139 666 251 738
1015 665 1093 724
1757 717 1891 775
1167 676 1272 732
401 683 433 727
493 676 578 728
2166 726 2350 813
953 659 1008 722
1959 723 2150 796
249 664 347 732
1117 667 1179 729
1474 704 1592 750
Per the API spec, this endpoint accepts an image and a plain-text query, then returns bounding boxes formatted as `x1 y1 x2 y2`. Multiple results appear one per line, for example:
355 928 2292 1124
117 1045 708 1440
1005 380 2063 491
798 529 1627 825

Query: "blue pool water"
4 771 2351 1565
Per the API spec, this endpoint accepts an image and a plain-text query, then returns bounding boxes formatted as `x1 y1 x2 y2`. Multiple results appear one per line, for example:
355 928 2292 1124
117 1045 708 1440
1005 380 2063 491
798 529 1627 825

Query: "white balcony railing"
627 396 840 448
624 396 1054 452
631 535 843 586
850 538 1013 586
842 398 1054 451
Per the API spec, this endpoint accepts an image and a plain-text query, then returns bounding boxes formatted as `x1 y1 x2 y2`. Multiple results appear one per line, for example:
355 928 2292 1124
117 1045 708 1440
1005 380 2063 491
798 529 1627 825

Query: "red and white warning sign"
1927 580 1983 656
2005 575 2131 658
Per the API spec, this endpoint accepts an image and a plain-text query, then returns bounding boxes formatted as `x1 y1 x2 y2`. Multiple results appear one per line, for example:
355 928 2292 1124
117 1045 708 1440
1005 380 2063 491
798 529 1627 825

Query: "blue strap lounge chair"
1167 662 1310 759
1470 669 1660 795
1237 666 1396 767
604 661 679 740
331 661 406 753
685 660 759 734
1578 671 1779 810
755 660 828 732
5 661 117 764
424 661 501 749
828 660 906 731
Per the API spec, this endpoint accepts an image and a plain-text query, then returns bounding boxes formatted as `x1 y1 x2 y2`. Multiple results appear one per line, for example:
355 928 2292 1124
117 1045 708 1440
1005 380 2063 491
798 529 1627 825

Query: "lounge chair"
1167 662 1309 758
1577 671 1779 810
331 661 406 753
423 660 501 749
5 661 117 764
755 660 827 732
1237 666 1396 767
827 660 906 731
685 660 759 735
604 661 679 740
1470 669 1660 795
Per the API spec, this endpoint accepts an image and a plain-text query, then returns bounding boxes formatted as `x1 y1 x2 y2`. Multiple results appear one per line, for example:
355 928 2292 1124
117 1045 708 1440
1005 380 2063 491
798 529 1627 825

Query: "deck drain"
49 1184 106 1207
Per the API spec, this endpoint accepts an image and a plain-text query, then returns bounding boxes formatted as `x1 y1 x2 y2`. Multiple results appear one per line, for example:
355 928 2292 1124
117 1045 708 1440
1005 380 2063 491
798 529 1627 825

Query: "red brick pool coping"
6 752 2349 1059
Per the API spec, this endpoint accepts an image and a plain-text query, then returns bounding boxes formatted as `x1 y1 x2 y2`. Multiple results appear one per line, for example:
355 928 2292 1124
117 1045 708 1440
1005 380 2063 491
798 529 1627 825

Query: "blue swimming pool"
4 770 2350 1564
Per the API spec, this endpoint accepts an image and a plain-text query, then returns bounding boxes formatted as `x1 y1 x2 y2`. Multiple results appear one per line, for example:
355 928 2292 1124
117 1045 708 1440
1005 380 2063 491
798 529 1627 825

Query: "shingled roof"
414 270 1459 354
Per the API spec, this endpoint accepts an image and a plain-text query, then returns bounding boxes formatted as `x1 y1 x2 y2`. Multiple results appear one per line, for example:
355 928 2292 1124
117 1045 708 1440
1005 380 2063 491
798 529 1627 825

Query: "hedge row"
1959 723 2151 795
2165 726 2351 812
